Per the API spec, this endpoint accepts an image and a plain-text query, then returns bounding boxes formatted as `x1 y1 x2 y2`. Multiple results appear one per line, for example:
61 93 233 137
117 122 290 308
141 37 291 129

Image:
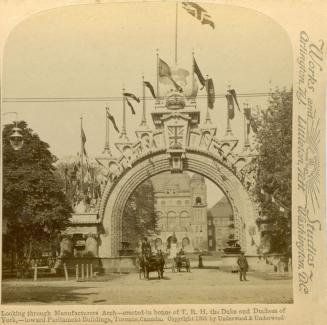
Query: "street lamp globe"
9 127 24 151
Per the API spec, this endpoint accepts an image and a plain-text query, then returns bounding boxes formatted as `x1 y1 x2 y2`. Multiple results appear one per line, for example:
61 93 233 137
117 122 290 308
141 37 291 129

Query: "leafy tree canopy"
123 180 157 248
254 88 292 254
2 121 72 260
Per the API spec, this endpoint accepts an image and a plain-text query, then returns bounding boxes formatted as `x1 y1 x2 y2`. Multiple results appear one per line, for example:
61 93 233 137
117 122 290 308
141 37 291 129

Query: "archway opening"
121 171 237 256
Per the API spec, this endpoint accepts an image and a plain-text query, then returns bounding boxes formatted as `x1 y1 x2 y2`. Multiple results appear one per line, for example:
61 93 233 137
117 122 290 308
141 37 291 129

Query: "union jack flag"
168 125 184 147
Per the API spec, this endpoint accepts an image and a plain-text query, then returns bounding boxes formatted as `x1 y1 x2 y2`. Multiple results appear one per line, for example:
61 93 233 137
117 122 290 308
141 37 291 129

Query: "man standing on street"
237 252 249 281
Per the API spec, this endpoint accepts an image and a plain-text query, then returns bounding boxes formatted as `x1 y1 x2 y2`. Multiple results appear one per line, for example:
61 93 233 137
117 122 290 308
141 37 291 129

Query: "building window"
155 238 162 249
180 211 189 218
182 237 190 248
185 200 189 204
208 229 213 236
208 219 212 226
209 239 213 247
177 200 182 206
195 197 202 205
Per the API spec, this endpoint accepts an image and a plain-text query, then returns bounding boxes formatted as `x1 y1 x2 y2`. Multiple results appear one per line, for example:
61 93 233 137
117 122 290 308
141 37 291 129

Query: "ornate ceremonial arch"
88 83 261 258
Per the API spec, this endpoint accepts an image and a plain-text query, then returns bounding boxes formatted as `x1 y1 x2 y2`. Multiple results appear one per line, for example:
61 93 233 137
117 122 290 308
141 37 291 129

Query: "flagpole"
140 76 147 127
107 107 110 150
120 87 129 142
156 49 160 104
205 75 211 124
191 50 195 103
243 104 246 148
243 103 250 149
175 2 178 65
226 83 232 136
105 107 108 148
104 107 112 155
80 116 84 192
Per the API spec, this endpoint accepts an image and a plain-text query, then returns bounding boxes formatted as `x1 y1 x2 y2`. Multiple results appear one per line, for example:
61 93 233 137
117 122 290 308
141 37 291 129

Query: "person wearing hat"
237 252 249 281
141 237 152 256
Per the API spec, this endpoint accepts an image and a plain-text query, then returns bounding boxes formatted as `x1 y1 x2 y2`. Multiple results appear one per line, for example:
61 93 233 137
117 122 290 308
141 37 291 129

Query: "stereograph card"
0 0 326 324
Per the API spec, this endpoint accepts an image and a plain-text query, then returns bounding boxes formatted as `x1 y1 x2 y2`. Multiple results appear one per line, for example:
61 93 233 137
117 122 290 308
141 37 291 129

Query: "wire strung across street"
2 92 292 103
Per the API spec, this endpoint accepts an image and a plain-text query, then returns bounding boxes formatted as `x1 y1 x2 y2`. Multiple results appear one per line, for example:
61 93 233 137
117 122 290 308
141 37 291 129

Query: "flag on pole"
183 5 196 17
159 58 183 92
193 58 206 89
245 116 251 135
81 126 87 156
228 89 240 111
225 94 235 119
123 92 140 103
244 107 251 120
106 111 120 133
244 107 258 134
159 58 172 78
182 2 215 29
144 81 156 99
244 108 251 135
125 97 136 115
250 118 258 133
206 78 215 109
201 12 215 29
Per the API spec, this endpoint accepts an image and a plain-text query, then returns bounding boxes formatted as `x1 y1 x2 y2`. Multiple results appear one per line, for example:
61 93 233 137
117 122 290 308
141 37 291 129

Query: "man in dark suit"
237 252 249 281
141 237 151 256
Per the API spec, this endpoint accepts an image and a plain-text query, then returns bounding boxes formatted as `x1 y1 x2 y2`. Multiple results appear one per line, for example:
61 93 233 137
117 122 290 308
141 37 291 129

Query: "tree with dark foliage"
254 88 292 255
123 180 157 249
2 121 72 273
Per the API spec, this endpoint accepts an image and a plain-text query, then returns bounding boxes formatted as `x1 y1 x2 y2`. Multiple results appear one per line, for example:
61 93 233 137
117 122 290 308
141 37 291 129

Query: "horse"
138 251 165 280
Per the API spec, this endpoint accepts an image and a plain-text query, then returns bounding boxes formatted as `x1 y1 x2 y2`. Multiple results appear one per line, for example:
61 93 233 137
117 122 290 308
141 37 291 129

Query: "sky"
1 2 293 207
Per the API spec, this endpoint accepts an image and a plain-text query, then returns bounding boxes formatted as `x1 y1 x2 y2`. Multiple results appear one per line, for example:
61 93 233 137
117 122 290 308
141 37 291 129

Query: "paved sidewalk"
2 269 293 305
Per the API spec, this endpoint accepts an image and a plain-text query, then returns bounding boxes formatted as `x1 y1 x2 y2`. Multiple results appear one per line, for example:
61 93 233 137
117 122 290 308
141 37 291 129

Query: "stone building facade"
207 197 235 252
150 172 208 252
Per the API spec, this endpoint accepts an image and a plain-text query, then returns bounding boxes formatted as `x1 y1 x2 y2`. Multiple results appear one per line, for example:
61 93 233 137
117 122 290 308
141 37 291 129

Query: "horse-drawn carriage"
137 252 165 280
174 255 191 272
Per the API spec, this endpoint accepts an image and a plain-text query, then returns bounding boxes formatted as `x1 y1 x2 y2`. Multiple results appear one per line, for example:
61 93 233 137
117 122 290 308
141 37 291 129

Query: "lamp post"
3 112 24 150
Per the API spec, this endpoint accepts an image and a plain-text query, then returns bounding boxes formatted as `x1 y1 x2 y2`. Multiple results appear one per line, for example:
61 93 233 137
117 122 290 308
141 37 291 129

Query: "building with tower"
150 172 208 252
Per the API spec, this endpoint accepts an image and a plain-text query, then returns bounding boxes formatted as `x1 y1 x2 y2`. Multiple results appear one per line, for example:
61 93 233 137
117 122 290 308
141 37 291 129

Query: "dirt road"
2 268 293 304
